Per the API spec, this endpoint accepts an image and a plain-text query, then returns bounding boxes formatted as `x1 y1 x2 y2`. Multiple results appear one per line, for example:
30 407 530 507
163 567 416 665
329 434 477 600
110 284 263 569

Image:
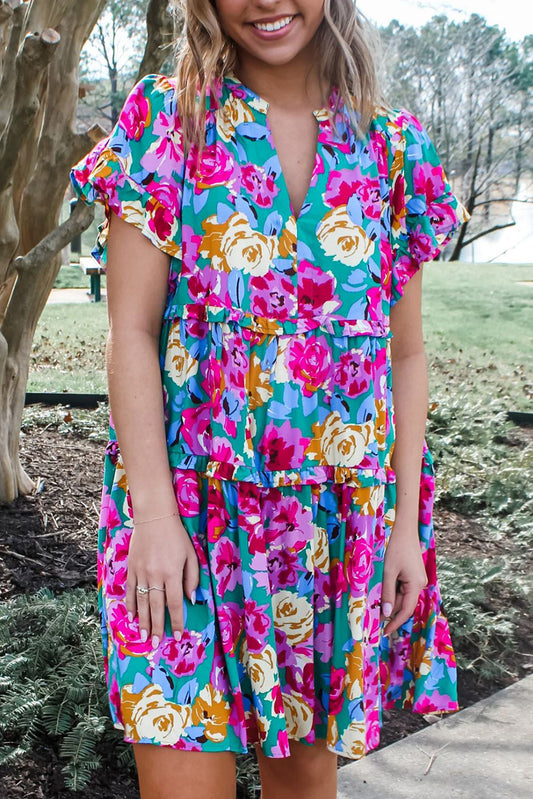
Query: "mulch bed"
0 426 530 798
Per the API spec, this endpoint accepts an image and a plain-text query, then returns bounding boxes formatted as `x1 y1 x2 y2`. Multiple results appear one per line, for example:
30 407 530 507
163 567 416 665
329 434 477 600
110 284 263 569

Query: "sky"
357 0 532 42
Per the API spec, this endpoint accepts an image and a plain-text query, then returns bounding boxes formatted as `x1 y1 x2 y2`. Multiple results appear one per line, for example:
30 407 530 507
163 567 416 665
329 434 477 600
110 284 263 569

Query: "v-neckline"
264 109 321 223
224 75 333 224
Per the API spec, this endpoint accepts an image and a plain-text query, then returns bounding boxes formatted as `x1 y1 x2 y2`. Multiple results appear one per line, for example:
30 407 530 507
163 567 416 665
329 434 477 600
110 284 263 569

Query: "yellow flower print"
278 216 297 259
348 594 365 640
243 643 278 694
317 206 375 266
191 683 231 743
312 525 330 573
273 591 313 646
164 323 199 386
282 691 314 738
356 484 384 516
375 397 387 448
345 640 364 701
340 720 366 759
200 212 278 276
305 411 374 467
247 350 274 410
121 683 191 745
217 94 255 142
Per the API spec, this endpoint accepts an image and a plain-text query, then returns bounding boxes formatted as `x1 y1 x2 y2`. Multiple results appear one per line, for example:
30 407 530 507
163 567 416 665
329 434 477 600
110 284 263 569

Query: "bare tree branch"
13 199 94 275
462 221 517 247
137 0 176 79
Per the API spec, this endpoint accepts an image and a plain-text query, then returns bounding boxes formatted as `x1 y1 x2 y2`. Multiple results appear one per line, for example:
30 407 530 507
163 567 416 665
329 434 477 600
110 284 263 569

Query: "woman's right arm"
105 211 199 648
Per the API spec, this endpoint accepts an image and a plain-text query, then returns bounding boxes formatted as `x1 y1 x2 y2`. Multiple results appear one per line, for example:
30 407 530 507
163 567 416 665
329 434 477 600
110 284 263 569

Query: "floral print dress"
69 73 469 759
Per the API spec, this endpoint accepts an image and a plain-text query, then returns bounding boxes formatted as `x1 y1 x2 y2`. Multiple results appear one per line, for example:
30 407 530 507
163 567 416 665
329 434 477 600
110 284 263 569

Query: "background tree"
381 14 533 260
0 0 178 504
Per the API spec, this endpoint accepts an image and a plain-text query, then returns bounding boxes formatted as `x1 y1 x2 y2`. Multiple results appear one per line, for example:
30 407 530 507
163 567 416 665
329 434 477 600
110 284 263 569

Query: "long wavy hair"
173 1 383 151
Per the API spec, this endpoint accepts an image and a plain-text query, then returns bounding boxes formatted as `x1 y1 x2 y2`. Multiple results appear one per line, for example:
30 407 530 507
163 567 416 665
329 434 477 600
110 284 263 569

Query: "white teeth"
254 15 294 32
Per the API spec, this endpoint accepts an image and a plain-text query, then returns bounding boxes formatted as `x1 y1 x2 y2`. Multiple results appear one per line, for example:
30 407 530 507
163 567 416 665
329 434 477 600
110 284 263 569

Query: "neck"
235 44 328 112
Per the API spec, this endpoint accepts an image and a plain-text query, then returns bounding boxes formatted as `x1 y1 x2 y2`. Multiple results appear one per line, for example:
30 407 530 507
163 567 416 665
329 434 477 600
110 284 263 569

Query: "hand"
125 513 200 648
381 521 428 636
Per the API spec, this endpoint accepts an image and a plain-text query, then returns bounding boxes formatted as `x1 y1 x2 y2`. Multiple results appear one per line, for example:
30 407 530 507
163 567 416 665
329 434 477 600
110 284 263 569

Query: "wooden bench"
80 256 105 302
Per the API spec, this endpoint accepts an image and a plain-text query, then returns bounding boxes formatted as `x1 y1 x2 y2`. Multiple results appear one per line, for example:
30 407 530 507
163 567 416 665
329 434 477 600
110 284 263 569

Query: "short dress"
69 73 469 760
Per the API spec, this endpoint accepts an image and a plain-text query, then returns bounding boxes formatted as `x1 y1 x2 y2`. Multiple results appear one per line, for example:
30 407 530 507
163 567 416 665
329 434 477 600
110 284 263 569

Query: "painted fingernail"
173 630 182 641
128 611 133 622
140 628 148 642
152 635 159 649
382 602 393 618
190 590 197 605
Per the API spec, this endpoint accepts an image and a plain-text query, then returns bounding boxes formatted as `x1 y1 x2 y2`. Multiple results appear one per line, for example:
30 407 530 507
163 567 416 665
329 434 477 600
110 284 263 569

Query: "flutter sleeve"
69 73 184 271
388 110 470 305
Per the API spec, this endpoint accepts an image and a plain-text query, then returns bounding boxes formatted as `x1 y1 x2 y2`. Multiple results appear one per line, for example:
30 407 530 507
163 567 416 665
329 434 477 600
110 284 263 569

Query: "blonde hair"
173 0 382 151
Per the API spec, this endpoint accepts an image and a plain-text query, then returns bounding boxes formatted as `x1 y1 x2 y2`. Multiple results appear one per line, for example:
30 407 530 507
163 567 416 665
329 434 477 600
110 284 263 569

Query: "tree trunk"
0 0 106 505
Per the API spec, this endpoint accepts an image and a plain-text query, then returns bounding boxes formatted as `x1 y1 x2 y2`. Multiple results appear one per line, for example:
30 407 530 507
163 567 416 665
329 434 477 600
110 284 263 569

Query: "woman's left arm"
382 267 429 635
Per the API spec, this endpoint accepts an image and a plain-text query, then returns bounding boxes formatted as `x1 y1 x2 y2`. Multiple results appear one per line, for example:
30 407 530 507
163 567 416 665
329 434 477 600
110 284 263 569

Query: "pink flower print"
211 436 237 466
329 666 346 715
100 490 123 533
221 332 249 392
267 547 303 590
419 471 435 525
160 630 207 675
218 602 244 654
258 421 311 470
144 178 181 218
288 337 333 397
434 613 457 668
274 627 297 670
315 622 333 664
244 599 271 653
313 569 333 613
211 538 241 596
264 496 313 551
334 349 372 398
428 200 457 237
194 141 239 191
346 536 373 592
178 405 211 455
241 163 280 207
140 111 183 179
250 271 297 320
407 225 436 263
108 601 152 658
324 168 381 219
145 196 176 244
412 161 446 203
297 261 341 316
181 224 202 273
119 83 151 140
272 683 284 715
173 471 201 517
207 482 229 543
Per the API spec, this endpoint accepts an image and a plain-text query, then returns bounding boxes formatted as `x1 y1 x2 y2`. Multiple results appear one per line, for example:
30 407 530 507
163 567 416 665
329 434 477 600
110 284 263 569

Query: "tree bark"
137 0 177 80
0 0 107 504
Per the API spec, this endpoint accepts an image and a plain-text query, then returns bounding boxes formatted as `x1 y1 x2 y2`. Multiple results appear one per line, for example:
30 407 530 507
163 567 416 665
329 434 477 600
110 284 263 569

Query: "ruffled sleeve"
388 109 470 305
69 73 184 272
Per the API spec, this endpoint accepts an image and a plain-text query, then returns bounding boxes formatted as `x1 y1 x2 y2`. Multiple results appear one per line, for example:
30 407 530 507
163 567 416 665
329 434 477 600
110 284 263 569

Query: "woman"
70 1 469 797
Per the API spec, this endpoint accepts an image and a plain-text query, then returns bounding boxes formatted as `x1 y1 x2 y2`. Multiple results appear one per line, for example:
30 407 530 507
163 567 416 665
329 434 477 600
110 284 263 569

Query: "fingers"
383 583 420 636
165 574 184 641
380 566 397 624
183 547 200 604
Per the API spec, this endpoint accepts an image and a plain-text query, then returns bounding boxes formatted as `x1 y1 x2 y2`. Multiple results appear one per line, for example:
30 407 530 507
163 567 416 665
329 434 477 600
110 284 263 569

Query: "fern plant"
0 587 135 791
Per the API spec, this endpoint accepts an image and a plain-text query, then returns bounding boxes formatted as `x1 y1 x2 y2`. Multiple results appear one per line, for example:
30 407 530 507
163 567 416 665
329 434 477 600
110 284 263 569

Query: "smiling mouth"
252 15 295 33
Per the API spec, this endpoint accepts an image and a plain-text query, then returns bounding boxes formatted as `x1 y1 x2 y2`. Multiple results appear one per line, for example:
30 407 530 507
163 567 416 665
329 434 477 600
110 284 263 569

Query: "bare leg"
256 739 337 799
133 744 236 799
